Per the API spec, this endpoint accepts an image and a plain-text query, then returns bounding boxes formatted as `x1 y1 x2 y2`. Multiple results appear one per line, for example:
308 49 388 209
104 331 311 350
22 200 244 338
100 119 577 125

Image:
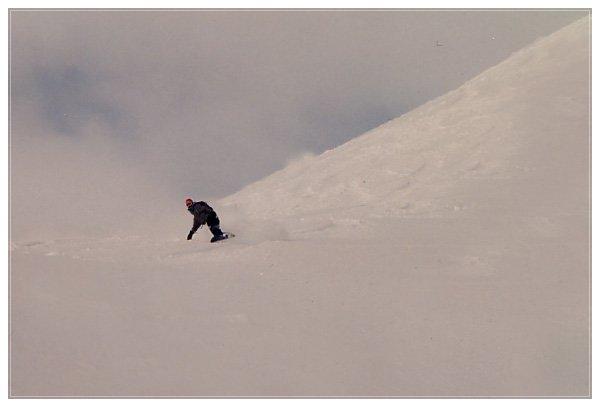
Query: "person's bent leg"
208 216 224 242
210 225 223 238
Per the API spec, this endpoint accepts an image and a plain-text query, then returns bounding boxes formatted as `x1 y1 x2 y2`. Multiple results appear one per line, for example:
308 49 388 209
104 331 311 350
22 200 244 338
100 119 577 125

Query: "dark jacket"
188 201 218 234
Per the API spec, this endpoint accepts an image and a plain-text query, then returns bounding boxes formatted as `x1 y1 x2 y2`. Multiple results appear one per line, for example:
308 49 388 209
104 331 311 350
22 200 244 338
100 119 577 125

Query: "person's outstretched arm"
187 212 208 240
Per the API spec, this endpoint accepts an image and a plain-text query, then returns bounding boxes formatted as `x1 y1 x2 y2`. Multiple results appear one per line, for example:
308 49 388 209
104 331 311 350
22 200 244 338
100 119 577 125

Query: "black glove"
187 231 194 240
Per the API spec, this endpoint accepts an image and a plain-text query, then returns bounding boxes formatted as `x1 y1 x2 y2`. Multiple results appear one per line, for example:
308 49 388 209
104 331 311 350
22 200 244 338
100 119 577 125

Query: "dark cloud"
33 65 126 136
9 9 589 238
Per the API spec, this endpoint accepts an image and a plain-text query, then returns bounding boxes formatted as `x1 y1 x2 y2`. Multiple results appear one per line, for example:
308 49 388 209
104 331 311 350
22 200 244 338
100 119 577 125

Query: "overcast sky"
10 9 588 238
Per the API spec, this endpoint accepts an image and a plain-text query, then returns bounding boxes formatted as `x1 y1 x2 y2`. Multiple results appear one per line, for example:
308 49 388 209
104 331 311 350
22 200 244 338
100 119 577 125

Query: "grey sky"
10 9 588 238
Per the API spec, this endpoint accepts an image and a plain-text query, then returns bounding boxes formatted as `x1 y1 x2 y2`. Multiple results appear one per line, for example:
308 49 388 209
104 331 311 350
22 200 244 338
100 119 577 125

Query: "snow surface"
10 17 590 396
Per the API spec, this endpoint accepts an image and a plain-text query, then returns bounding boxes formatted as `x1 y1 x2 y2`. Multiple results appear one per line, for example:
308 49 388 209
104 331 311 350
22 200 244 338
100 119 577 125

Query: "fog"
9 9 587 239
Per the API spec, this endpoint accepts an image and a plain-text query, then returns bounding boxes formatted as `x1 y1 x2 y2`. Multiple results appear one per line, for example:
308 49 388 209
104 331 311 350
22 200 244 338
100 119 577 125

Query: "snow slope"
220 16 589 232
10 17 590 397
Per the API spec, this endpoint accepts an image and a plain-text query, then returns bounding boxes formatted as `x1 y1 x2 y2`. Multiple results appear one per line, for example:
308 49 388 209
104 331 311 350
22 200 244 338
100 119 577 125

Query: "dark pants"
206 212 223 238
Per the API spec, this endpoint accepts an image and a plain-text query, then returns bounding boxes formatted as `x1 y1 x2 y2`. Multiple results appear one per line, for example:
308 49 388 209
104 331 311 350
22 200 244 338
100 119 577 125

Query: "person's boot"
210 234 228 243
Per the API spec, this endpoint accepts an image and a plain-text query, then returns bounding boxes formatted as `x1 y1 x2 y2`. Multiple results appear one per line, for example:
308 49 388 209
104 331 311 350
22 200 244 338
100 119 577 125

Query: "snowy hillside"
10 17 590 397
221 17 589 230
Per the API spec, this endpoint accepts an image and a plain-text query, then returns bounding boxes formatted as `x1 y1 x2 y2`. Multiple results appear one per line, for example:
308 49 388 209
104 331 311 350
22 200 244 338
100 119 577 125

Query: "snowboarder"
185 198 228 243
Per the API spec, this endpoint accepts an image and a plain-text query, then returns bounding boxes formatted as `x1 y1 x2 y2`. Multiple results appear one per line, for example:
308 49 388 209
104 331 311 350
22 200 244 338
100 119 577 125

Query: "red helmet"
185 198 193 207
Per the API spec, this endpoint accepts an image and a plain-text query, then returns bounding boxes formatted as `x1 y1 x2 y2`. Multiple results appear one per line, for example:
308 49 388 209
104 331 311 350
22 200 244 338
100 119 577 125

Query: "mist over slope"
220 17 588 232
10 18 590 397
